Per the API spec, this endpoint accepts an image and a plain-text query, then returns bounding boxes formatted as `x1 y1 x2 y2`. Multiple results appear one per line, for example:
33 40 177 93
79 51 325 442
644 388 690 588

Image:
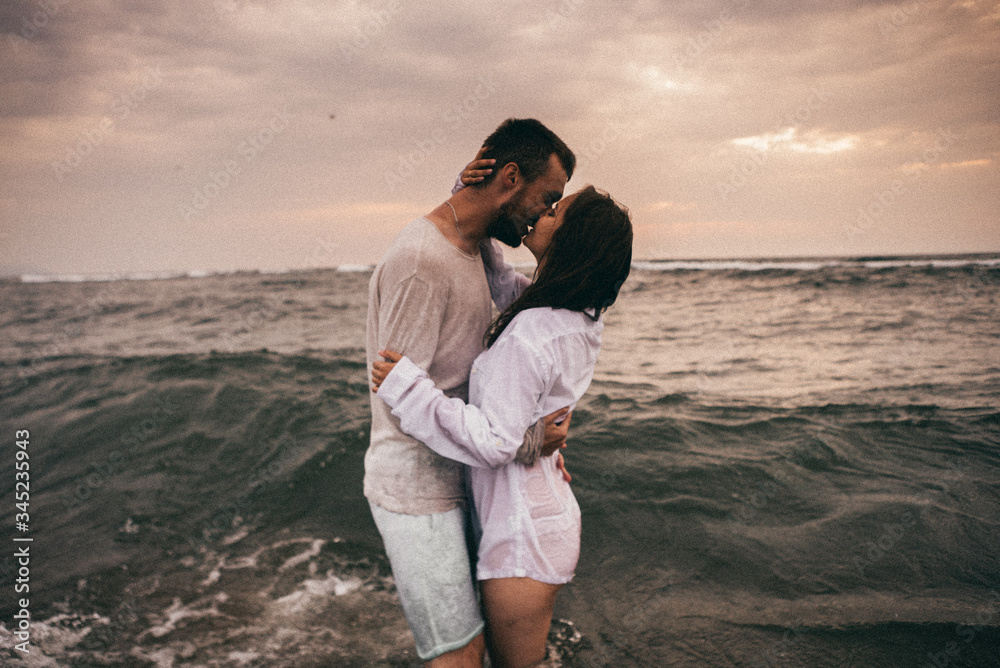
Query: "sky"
1 0 998 275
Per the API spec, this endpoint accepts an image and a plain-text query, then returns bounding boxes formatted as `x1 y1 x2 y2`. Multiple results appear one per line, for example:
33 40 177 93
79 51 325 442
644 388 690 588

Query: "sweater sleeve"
376 273 445 373
514 418 545 466
377 336 548 469
479 238 532 311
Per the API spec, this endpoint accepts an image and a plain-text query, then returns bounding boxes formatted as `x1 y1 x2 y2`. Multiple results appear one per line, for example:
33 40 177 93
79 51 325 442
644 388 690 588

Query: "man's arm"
376 273 445 372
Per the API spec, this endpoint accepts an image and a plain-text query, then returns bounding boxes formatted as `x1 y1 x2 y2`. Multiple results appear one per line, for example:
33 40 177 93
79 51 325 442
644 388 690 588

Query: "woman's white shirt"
377 305 602 583
378 307 602 469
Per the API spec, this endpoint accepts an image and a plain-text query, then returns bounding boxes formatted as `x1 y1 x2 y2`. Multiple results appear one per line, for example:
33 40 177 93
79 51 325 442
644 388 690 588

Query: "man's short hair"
477 118 575 187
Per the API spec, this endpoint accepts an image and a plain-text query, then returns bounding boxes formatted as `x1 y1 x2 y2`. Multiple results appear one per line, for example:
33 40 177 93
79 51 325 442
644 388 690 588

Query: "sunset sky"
1 0 998 275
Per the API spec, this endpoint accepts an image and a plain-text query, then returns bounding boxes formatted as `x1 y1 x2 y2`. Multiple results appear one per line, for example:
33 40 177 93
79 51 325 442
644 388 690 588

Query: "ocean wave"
18 268 242 283
631 256 1000 273
2 347 997 667
13 255 999 283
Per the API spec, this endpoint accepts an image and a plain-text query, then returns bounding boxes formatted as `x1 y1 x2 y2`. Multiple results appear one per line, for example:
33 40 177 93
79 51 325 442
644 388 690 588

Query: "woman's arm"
374 340 548 469
452 146 494 193
480 238 532 311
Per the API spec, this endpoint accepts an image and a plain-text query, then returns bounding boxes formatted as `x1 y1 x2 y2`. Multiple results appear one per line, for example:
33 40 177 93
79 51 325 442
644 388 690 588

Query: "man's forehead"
545 153 568 184
540 153 568 199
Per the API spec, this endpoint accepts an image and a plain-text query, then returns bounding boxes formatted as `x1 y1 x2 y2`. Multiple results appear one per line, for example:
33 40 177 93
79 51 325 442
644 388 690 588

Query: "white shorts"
368 500 484 660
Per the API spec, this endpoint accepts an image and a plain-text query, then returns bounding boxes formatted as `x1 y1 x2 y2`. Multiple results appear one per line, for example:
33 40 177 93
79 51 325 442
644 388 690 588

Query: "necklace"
445 201 472 254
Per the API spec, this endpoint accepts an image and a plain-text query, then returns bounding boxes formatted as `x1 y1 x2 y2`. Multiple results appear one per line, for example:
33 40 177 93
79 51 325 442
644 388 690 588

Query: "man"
365 118 575 666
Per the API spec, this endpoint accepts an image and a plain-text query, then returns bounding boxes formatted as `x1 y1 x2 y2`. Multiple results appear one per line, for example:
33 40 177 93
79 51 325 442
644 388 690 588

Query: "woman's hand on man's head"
460 146 495 186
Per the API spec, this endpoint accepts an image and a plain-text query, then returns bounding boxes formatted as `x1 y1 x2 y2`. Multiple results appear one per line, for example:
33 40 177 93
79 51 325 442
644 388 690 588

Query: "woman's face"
523 190 579 262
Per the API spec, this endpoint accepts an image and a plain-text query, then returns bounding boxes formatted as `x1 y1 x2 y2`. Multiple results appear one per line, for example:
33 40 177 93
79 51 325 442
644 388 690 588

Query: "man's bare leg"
481 577 562 668
425 631 485 668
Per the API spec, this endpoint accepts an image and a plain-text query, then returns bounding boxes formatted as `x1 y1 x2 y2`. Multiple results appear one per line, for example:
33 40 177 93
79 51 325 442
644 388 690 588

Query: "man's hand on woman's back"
543 408 573 482
541 407 571 456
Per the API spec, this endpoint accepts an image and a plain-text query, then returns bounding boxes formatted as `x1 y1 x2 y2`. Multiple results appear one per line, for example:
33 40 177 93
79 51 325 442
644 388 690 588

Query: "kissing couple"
366 118 632 667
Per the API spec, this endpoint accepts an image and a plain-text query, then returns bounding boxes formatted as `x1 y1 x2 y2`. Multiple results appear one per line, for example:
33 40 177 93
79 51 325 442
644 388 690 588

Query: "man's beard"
488 201 532 248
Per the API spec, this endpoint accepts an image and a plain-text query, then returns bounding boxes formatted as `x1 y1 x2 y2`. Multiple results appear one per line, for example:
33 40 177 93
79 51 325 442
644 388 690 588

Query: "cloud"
640 201 699 215
902 157 992 172
0 0 997 274
732 128 858 154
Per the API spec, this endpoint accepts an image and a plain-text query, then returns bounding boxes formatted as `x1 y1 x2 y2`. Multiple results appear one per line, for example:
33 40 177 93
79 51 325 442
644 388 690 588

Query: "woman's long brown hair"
484 185 633 348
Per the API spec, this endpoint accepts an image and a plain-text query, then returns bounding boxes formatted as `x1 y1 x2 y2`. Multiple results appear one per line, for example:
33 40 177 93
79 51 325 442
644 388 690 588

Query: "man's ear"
496 162 520 190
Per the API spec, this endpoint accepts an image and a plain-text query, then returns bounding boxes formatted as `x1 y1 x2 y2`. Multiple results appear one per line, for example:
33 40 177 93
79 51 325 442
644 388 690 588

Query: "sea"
1 253 998 667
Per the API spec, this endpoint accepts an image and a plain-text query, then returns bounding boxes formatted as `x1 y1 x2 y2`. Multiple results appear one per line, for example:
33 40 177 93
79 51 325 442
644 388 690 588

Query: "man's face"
523 190 578 260
488 153 568 248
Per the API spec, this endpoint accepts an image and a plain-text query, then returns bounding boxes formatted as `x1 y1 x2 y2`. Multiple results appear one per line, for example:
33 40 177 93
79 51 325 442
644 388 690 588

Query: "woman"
372 182 632 668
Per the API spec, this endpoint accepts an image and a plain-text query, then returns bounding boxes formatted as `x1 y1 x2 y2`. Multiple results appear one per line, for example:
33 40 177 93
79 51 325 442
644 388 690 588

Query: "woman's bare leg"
425 632 485 668
480 577 562 668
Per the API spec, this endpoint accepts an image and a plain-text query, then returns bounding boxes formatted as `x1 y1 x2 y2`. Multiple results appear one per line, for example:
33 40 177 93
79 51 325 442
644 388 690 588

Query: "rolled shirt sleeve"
378 334 549 469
